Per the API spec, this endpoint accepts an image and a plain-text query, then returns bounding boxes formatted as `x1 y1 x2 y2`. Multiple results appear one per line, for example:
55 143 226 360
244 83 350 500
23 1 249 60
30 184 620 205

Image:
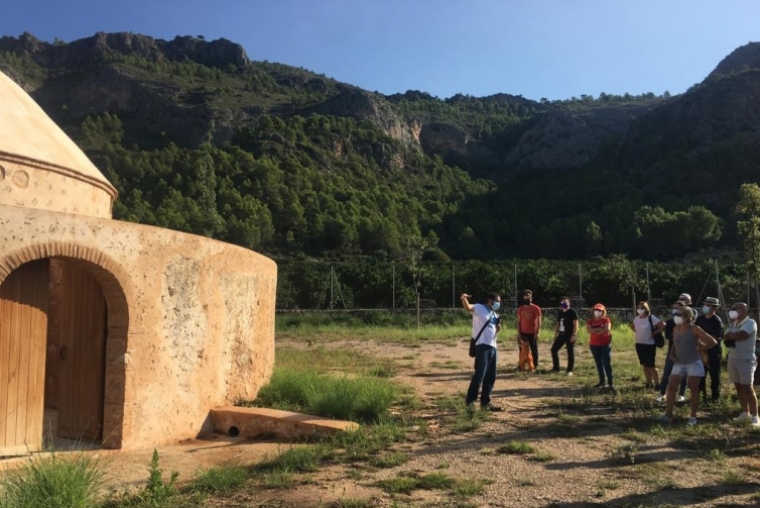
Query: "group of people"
460 290 760 426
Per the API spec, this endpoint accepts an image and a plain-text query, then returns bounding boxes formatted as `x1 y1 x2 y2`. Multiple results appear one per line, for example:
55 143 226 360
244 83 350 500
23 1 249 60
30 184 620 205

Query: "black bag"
649 315 665 348
469 317 492 358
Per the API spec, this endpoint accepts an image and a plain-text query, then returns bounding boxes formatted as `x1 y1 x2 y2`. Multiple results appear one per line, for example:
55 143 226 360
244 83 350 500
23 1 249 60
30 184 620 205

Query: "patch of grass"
620 428 648 443
598 479 621 490
608 443 639 464
704 448 727 462
242 366 401 423
369 452 410 469
437 397 489 433
496 441 536 455
254 445 332 474
260 470 294 489
378 475 420 494
557 413 583 424
377 472 479 496
332 418 407 462
518 478 536 487
721 471 746 485
329 499 373 508
0 452 106 508
367 364 397 378
437 462 450 469
430 360 461 370
191 465 248 494
451 477 489 497
529 451 556 463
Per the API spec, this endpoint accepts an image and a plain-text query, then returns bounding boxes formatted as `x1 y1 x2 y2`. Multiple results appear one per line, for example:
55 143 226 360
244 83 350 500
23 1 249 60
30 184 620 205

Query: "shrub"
0 452 106 508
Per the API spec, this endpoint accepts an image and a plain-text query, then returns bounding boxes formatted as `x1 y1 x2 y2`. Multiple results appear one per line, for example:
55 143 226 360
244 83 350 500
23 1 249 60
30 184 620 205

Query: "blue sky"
1 0 757 101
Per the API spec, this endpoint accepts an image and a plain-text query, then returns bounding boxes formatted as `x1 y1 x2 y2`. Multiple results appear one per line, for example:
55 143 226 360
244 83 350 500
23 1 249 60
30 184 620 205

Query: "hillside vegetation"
1 32 759 261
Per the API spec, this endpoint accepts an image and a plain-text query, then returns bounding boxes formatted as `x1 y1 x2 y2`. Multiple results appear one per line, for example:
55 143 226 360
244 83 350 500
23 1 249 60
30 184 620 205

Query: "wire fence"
276 259 756 321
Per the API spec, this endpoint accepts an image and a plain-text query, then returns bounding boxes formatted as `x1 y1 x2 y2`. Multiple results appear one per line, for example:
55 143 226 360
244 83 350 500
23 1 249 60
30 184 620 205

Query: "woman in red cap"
587 303 614 389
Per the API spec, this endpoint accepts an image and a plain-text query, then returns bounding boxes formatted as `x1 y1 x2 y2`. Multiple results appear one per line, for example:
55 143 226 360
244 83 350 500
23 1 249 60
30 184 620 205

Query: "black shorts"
635 343 656 368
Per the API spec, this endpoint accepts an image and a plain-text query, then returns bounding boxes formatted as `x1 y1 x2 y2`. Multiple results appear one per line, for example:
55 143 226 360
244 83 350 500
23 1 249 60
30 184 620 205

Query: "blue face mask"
491 301 501 311
561 302 569 309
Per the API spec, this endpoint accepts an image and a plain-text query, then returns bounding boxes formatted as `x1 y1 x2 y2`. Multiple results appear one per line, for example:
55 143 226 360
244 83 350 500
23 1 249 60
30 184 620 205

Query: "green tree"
584 221 603 258
735 183 760 309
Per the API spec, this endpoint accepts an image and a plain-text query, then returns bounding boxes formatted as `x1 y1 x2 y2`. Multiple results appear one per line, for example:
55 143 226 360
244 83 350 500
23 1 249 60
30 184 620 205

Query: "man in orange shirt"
517 289 542 369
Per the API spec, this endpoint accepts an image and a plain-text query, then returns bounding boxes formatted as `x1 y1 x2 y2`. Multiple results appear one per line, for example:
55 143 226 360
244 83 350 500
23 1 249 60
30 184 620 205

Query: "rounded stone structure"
0 70 276 455
0 71 117 218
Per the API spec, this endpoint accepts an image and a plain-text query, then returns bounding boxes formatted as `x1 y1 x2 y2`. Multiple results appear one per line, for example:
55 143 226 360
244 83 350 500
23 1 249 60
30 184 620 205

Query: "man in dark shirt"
695 296 724 402
551 296 578 375
656 301 687 402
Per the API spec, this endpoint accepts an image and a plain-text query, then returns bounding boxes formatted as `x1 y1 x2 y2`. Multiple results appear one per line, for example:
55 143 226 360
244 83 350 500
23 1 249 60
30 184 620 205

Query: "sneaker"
482 404 504 412
734 413 751 423
687 417 697 426
656 414 673 424
752 415 760 426
607 384 616 391
655 394 665 403
593 382 606 389
551 368 561 373
566 372 573 377
676 395 686 403
653 384 661 392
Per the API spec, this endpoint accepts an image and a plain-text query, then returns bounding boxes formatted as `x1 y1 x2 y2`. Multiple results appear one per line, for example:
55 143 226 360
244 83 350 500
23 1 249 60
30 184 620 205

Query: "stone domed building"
0 70 277 455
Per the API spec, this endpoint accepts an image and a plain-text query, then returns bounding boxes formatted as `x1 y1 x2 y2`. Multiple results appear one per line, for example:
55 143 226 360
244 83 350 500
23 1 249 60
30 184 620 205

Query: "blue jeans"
466 344 498 406
660 353 687 396
590 345 613 385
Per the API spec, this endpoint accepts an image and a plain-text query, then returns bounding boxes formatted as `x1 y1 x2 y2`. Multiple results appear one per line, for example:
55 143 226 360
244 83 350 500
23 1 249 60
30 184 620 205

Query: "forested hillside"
1 31 759 262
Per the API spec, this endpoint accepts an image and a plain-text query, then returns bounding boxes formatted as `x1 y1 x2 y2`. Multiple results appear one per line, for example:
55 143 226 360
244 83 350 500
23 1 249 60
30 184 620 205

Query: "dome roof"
0 70 117 200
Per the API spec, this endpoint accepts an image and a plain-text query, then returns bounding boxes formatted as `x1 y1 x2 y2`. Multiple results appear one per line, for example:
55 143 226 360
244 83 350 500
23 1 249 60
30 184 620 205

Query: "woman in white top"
630 301 665 391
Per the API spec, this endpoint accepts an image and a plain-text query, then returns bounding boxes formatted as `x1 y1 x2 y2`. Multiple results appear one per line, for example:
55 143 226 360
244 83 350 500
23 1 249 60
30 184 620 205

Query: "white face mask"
673 316 684 325
729 310 739 320
594 310 603 318
637 308 646 316
702 306 712 315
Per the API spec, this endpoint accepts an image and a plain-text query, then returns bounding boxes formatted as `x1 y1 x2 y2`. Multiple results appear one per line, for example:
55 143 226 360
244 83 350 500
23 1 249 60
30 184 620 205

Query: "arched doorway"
0 255 126 455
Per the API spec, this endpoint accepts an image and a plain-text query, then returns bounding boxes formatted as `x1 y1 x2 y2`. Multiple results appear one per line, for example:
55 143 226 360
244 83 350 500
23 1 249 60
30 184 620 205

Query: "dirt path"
6 336 758 507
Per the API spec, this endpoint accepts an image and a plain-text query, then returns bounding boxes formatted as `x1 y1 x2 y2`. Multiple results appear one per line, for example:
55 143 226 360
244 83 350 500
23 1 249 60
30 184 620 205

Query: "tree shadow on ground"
547 482 760 507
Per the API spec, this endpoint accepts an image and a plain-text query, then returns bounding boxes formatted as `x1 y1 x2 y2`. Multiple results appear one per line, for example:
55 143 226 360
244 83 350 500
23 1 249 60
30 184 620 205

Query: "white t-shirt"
728 317 758 361
472 303 498 348
633 314 661 345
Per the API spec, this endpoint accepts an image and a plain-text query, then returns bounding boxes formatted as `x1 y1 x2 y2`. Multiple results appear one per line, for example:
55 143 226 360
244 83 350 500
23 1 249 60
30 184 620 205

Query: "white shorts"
728 356 758 385
671 359 705 379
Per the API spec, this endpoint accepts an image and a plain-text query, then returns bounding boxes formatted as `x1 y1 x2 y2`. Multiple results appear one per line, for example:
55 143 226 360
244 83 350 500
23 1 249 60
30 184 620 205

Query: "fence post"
452 263 456 308
392 262 395 310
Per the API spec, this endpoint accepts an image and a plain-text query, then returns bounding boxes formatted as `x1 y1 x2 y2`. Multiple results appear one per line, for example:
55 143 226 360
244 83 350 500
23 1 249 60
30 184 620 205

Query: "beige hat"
678 293 692 305
703 297 720 306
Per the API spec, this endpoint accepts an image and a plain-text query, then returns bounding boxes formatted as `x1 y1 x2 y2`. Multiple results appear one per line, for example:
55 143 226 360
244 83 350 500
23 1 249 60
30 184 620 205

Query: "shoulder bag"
648 315 665 348
469 315 492 357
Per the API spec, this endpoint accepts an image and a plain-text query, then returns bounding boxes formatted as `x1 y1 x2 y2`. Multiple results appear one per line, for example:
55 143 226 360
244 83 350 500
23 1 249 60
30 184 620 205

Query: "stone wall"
0 204 277 450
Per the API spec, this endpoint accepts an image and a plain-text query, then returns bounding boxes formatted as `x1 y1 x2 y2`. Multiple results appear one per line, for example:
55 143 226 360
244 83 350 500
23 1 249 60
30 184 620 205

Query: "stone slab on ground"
209 407 359 439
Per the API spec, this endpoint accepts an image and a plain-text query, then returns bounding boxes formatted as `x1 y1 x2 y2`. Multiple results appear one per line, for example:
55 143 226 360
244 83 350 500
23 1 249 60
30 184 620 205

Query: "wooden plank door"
57 262 107 442
0 260 49 456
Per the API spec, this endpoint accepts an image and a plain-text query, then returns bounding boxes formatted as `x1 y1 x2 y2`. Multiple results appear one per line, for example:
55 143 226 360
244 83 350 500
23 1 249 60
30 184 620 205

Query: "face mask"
729 310 739 320
523 299 531 305
594 310 603 318
637 308 646 316
673 316 684 325
491 301 501 311
702 306 712 315
671 309 679 316
560 302 569 309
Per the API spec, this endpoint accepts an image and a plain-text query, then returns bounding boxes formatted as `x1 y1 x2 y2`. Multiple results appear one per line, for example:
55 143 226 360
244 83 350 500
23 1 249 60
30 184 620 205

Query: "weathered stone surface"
0 69 277 452
210 407 358 440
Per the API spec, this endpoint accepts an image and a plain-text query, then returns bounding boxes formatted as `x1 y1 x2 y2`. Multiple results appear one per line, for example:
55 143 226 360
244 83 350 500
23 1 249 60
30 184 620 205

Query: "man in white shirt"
461 292 503 411
724 302 760 425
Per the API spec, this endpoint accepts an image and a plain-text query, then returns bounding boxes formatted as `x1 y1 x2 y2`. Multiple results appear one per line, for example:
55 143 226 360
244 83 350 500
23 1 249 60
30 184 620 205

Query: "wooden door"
57 262 107 441
0 260 49 456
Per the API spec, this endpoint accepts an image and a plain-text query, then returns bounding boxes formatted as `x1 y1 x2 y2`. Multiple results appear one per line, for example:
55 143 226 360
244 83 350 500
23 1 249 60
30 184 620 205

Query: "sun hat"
678 293 692 305
703 297 720 306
